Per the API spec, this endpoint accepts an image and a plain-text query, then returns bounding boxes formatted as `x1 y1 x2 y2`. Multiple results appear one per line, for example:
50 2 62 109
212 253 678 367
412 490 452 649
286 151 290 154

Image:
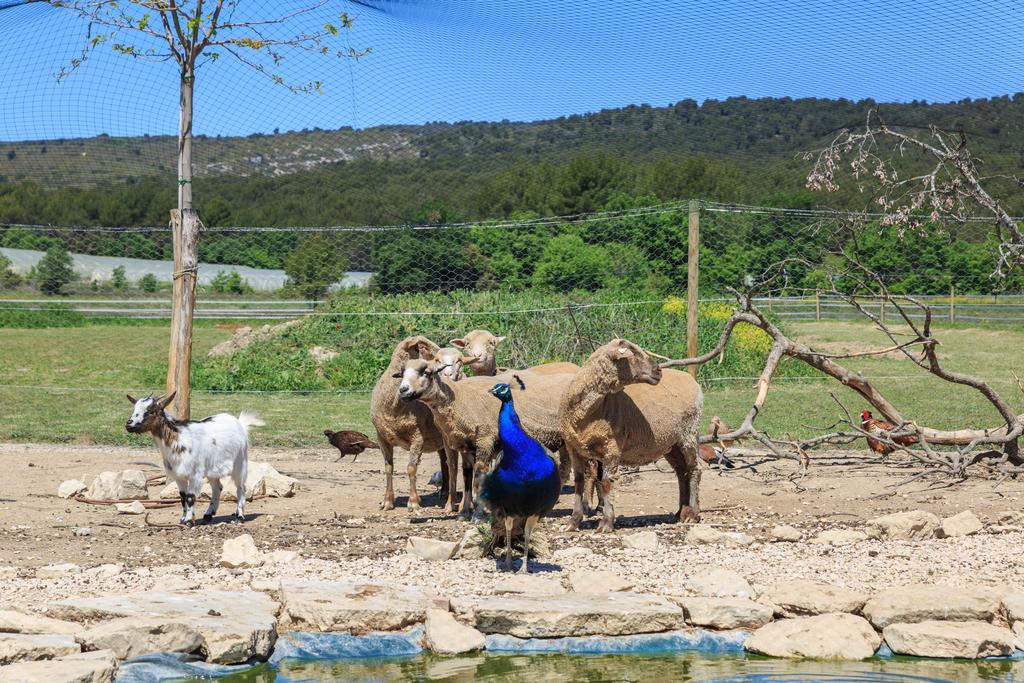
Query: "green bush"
531 234 610 291
285 234 346 300
138 273 159 293
210 270 252 295
35 246 75 295
112 266 127 290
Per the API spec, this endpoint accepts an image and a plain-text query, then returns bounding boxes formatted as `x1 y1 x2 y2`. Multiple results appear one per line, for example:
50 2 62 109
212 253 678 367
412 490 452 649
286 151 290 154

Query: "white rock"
998 510 1024 526
406 537 458 561
80 618 203 660
35 564 81 579
494 575 566 595
883 620 1014 659
0 634 79 665
266 550 299 565
676 597 773 630
621 531 659 551
0 568 16 580
48 590 278 665
866 510 939 540
87 470 148 501
552 546 594 561
862 585 1000 629
809 529 868 546
451 592 685 638
744 613 881 659
159 462 298 501
1012 621 1024 651
219 534 263 569
423 609 485 655
453 527 487 560
685 525 755 547
114 501 146 515
85 564 123 579
685 569 754 599
57 480 86 499
280 579 444 634
936 510 983 538
0 610 81 636
760 581 866 617
770 524 802 542
0 650 116 682
1000 592 1024 623
567 570 634 594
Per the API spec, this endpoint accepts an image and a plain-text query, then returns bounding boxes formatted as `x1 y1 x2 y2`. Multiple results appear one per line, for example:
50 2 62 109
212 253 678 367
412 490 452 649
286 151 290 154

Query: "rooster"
860 410 918 455
324 429 379 462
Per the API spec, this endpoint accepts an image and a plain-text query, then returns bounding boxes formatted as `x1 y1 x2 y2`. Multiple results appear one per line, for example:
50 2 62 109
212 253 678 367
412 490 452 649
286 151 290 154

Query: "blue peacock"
479 378 562 573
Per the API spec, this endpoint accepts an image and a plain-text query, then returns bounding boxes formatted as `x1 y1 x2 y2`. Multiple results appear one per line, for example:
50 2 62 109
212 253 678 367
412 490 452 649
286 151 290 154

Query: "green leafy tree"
35 246 76 295
285 235 346 300
532 234 610 292
138 273 159 293
111 265 127 289
210 270 251 294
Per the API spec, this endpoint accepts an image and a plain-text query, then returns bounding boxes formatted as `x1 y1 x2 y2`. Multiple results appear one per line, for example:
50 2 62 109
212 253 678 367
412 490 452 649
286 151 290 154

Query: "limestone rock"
48 590 278 665
883 620 1014 659
809 529 868 546
495 575 566 595
219 534 263 569
87 470 148 501
0 568 16 580
158 462 298 501
1000 592 1024 623
84 565 122 580
57 480 87 500
0 634 79 665
937 510 983 538
35 564 81 579
998 510 1024 527
0 650 116 683
862 585 999 629
454 527 487 560
685 525 755 547
1012 621 1024 651
266 550 299 565
114 501 146 515
685 569 754 599
280 580 441 634
744 613 880 659
406 537 458 562
423 609 485 655
866 510 939 540
80 618 203 660
0 610 80 636
451 592 685 638
770 524 802 542
567 570 633 595
676 597 773 630
761 581 867 617
552 546 594 561
621 531 659 551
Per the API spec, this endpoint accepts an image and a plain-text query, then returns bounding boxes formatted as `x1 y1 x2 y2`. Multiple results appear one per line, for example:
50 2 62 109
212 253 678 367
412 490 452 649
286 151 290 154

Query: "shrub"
531 234 610 291
111 266 127 289
285 234 346 300
138 273 159 293
210 270 252 295
35 246 76 295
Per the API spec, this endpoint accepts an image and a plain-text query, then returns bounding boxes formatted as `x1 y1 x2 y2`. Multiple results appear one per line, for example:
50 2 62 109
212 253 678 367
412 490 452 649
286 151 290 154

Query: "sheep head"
450 330 505 376
393 336 440 363
125 392 175 433
599 339 663 387
394 358 443 402
434 347 469 381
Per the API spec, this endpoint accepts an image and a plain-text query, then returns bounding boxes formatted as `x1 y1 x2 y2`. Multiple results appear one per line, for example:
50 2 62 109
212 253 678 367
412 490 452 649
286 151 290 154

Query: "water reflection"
215 652 1024 683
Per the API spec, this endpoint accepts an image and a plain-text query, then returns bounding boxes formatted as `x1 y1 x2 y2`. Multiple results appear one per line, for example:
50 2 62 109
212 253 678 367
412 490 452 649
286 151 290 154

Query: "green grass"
1 319 1022 446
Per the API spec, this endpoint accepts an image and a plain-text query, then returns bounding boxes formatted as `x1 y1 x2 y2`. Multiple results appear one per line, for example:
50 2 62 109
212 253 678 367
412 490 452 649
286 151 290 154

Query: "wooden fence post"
166 208 201 420
687 199 699 378
815 290 821 322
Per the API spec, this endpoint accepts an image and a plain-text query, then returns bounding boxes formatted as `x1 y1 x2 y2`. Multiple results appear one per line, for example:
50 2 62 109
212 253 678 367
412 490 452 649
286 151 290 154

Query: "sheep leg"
557 447 572 485
519 515 538 574
407 437 423 511
443 446 459 514
504 515 515 571
380 441 396 511
596 458 619 533
233 455 247 522
567 451 589 531
665 445 701 523
203 478 222 523
438 448 451 504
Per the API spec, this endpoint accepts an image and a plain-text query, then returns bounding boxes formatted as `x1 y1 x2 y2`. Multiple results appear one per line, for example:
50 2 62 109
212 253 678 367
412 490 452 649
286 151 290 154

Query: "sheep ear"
391 371 403 378
494 336 506 345
126 394 138 404
449 338 467 349
158 392 176 409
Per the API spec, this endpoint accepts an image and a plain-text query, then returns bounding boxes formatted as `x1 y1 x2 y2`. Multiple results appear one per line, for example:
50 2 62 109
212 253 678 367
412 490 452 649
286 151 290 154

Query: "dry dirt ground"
1 442 1024 606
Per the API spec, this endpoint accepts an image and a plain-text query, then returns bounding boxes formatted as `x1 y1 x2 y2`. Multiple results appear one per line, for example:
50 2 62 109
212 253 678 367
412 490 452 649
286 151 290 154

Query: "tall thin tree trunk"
166 64 199 419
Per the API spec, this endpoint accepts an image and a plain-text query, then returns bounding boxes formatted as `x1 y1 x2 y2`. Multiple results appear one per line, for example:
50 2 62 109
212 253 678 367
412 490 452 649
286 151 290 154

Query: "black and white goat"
125 392 264 525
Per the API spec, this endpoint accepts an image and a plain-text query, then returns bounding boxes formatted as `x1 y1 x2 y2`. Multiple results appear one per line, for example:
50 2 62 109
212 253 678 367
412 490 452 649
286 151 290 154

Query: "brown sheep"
559 339 704 532
396 360 577 517
370 336 448 511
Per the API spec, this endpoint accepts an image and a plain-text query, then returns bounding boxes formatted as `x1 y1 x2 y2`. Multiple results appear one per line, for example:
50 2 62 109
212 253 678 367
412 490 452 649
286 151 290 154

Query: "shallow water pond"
213 652 1024 682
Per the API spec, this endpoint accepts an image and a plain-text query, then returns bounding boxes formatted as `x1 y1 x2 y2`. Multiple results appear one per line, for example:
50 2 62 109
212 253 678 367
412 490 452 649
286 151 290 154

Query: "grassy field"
1 320 1022 447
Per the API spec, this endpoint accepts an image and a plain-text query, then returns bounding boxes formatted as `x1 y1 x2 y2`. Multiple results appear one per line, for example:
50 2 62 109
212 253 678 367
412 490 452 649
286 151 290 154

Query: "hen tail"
238 411 266 432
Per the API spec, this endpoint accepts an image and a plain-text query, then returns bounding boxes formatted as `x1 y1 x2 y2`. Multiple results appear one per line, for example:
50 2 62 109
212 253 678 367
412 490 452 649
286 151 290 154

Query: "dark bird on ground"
479 382 561 573
699 443 736 469
324 429 379 462
860 410 919 455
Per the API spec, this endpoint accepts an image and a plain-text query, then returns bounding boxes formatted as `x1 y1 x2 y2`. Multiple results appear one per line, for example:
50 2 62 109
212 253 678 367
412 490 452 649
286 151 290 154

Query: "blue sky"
0 0 1021 141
